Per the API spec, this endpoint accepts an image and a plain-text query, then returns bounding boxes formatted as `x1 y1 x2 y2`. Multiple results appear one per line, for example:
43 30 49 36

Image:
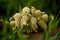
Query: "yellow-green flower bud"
13 13 21 21
35 10 41 17
35 10 42 20
31 25 37 32
30 17 38 32
22 7 30 14
38 20 47 30
30 17 37 24
31 6 36 15
42 14 48 23
20 15 29 26
10 21 16 30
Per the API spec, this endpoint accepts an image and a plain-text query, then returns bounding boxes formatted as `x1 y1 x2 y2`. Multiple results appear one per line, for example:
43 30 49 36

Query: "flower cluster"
9 6 48 32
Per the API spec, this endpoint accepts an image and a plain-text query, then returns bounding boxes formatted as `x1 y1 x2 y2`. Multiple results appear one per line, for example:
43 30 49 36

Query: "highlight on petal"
30 16 37 24
34 10 42 20
20 15 29 27
35 10 42 17
31 6 36 15
22 7 30 14
13 13 21 21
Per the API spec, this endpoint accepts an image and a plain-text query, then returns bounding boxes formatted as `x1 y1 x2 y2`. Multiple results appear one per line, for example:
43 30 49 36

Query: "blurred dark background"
0 0 60 17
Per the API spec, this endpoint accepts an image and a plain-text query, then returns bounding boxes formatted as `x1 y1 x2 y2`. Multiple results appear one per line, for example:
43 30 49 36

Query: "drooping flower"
20 15 29 27
30 16 37 25
42 14 48 23
30 16 38 32
10 20 21 30
38 20 47 30
13 13 21 21
10 21 16 30
12 13 22 30
35 10 42 20
13 13 21 24
22 7 30 14
31 6 36 16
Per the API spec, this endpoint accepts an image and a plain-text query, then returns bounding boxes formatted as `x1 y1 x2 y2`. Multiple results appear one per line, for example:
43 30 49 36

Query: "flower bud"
13 13 21 21
38 20 47 30
30 17 38 32
31 6 36 15
31 25 37 32
42 14 48 23
35 10 41 17
35 10 42 20
10 21 16 30
20 15 29 27
22 7 30 14
30 17 37 24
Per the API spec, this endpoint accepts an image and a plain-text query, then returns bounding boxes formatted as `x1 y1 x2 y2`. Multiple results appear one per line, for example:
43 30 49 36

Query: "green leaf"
49 15 54 29
49 13 60 31
49 32 60 40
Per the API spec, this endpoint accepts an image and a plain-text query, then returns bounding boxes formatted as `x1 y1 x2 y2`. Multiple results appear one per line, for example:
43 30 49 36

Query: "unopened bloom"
30 16 38 32
22 7 30 14
10 21 21 30
38 20 47 30
35 10 41 17
20 15 29 27
10 21 16 30
13 13 21 23
31 6 36 15
35 10 42 20
30 16 37 25
42 14 48 23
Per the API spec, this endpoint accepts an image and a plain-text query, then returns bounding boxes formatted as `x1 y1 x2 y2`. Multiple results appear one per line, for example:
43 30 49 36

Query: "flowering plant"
9 6 48 33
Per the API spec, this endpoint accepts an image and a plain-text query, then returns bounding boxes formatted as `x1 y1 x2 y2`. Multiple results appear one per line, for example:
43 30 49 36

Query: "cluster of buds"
9 6 48 32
